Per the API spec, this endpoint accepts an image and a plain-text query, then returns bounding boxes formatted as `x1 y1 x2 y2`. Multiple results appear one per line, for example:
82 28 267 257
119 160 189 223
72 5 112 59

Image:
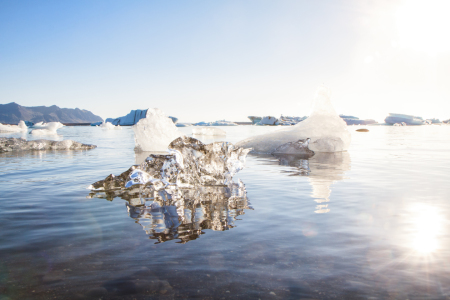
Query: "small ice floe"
0 120 28 132
100 122 122 130
88 136 251 193
0 137 96 153
30 122 64 135
192 127 226 136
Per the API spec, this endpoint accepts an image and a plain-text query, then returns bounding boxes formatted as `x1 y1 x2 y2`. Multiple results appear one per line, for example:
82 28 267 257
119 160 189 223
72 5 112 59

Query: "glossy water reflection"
2 125 450 299
90 181 252 244
256 151 351 213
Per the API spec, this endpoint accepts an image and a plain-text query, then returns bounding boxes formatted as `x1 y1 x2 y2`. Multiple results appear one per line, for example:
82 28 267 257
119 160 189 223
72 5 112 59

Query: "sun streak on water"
409 204 443 255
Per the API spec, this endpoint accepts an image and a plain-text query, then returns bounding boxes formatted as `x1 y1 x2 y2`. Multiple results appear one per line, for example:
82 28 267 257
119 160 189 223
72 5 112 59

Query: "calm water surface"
1 125 450 299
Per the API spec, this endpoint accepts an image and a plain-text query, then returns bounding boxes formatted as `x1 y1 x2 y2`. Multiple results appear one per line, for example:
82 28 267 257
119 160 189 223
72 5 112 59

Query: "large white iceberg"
132 108 183 152
0 121 28 132
236 86 351 153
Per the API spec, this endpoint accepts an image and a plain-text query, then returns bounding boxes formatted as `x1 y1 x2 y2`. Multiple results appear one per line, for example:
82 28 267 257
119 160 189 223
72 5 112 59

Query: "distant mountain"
0 102 103 124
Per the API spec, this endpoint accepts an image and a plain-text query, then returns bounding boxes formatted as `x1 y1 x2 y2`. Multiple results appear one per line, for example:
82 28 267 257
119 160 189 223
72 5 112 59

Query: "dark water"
1 125 450 299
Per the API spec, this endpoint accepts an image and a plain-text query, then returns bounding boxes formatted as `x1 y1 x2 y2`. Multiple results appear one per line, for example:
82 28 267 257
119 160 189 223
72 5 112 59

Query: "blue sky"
1 0 449 122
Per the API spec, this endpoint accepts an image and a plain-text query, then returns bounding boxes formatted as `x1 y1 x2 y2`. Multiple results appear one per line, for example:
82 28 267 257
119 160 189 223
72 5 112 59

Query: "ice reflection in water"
125 183 251 243
270 152 351 213
89 179 252 244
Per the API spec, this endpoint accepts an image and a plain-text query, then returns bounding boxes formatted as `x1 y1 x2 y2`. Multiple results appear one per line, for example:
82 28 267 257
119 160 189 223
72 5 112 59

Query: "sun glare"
395 0 450 54
409 204 443 254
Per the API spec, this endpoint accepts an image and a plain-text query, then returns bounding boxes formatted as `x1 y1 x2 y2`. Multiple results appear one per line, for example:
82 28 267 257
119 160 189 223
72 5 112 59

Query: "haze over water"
1 125 450 299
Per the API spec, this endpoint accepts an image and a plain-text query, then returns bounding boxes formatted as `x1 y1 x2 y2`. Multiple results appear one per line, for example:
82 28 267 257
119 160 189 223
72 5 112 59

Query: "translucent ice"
88 136 251 193
30 122 64 135
100 122 122 130
236 86 351 153
192 127 226 136
0 137 96 153
132 108 183 152
0 121 28 132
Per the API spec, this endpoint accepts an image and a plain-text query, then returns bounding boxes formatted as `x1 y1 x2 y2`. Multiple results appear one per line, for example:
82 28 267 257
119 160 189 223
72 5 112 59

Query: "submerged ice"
0 137 96 153
133 108 182 152
236 86 351 153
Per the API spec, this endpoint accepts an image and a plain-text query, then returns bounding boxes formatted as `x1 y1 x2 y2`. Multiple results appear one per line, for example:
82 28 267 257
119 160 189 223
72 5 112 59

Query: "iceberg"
0 121 28 132
194 120 238 126
175 123 192 127
105 109 178 126
0 137 96 153
132 108 183 152
257 116 278 126
105 109 148 126
88 136 251 192
236 86 351 153
384 113 424 125
339 115 377 125
30 122 64 135
88 136 252 243
100 122 122 130
192 127 226 136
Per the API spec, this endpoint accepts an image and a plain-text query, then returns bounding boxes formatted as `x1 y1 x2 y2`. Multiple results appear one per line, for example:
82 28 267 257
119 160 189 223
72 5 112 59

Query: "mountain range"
0 102 103 124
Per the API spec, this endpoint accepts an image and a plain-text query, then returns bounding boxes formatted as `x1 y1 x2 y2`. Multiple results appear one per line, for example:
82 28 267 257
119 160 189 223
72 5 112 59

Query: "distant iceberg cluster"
249 115 307 126
192 127 226 136
193 120 238 126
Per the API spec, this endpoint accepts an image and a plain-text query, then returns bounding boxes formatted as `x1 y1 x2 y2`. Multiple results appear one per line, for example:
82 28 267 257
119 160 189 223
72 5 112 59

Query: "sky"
1 0 450 123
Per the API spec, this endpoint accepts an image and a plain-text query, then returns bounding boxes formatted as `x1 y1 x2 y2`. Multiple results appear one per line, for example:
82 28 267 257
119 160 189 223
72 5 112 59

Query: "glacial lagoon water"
1 125 450 299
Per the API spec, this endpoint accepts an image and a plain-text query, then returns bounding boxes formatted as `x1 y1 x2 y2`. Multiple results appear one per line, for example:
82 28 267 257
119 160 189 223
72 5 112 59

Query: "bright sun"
395 0 450 54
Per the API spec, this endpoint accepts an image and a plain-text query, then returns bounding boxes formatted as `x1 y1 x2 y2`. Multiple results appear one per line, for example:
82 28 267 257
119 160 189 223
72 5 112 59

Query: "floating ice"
236 86 351 153
105 108 178 126
0 137 96 153
257 116 278 126
192 127 226 136
194 120 238 126
100 122 122 130
88 136 252 243
89 136 251 193
30 122 64 135
0 121 28 132
132 108 183 152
